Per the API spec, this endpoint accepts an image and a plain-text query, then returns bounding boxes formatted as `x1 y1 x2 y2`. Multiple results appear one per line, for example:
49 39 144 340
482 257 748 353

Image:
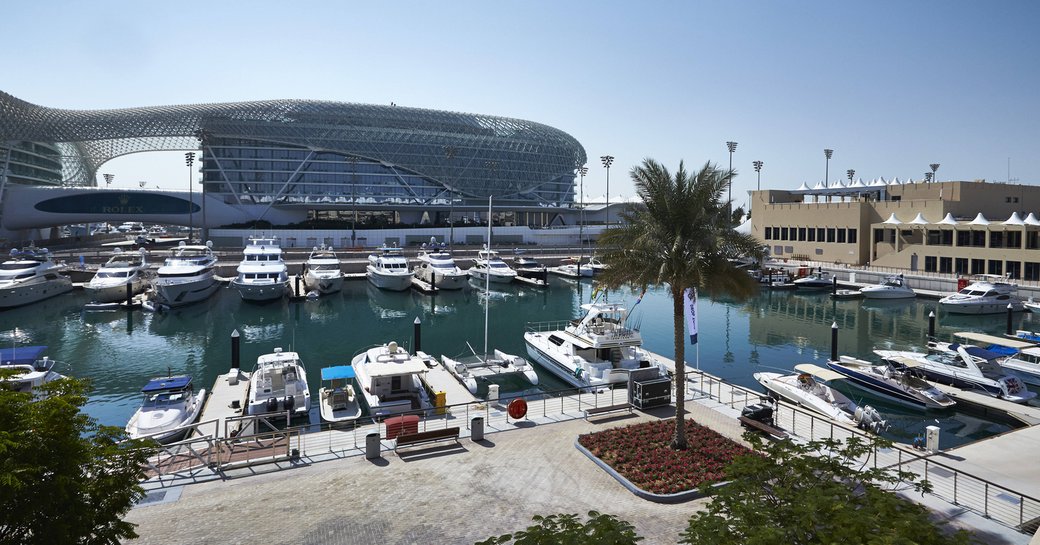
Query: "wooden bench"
738 416 789 439
394 426 461 452
584 403 633 420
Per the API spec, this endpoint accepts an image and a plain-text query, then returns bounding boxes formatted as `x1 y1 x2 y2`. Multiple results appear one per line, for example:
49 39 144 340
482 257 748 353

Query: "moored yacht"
367 246 413 291
247 347 311 419
469 249 517 284
939 276 1024 314
125 375 207 443
754 364 886 432
441 349 539 394
826 356 955 409
318 365 362 423
875 343 1035 403
0 345 64 395
85 248 149 303
0 247 73 309
153 242 220 308
792 269 834 290
302 245 344 295
859 275 915 299
549 257 594 278
351 341 433 417
231 237 290 302
414 251 468 290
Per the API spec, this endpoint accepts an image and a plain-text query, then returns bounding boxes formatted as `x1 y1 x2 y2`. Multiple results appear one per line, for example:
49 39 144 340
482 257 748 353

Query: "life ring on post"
507 398 528 419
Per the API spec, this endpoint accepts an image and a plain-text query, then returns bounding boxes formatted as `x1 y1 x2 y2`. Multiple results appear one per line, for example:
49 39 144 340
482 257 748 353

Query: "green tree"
597 159 763 449
475 511 642 545
679 434 976 545
0 375 151 545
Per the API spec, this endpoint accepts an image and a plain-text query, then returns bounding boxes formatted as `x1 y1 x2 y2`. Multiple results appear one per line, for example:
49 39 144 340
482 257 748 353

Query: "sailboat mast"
484 195 492 358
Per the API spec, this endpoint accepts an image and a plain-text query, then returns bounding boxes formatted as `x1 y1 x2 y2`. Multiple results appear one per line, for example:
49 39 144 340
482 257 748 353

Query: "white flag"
684 287 698 344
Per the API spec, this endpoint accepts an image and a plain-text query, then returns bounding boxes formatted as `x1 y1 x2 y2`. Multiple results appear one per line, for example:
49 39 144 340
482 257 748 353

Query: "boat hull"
232 280 289 302
303 272 343 295
126 389 207 443
0 277 74 309
825 361 952 409
416 268 468 290
154 276 220 307
367 270 413 291
85 277 146 303
939 301 1025 314
469 270 515 284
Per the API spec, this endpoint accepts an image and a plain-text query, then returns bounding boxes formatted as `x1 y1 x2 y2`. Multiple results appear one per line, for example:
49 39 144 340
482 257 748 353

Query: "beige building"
750 180 1040 280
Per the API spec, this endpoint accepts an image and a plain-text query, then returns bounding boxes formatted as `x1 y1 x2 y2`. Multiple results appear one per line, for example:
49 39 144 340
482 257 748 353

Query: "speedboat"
125 375 206 443
875 344 1035 403
584 256 608 274
469 249 517 284
247 347 311 419
859 275 915 299
85 248 149 303
826 356 955 409
524 302 667 389
153 242 220 307
351 341 433 418
318 365 362 423
0 345 64 395
754 364 886 432
751 268 791 286
0 247 73 309
939 276 1024 314
231 237 290 302
367 246 413 291
512 256 549 286
549 258 594 278
792 270 834 290
414 251 468 290
952 331 1040 387
441 349 539 394
302 245 344 295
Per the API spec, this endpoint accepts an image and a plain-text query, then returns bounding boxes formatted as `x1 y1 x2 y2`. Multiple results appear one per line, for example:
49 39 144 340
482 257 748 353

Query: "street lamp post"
444 146 457 247
600 155 614 225
847 169 855 185
184 152 195 241
350 156 359 248
103 173 114 187
726 142 737 217
577 165 588 246
824 149 833 187
752 160 763 191
929 163 940 183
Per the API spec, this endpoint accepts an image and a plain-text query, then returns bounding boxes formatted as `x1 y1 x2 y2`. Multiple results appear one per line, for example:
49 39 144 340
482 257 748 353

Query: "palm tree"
597 159 763 450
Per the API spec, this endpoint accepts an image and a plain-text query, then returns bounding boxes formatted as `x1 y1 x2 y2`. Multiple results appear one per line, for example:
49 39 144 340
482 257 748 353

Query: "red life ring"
507 398 528 419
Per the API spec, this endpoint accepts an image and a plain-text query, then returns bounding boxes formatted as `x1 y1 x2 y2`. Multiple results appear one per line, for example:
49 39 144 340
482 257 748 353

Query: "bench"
738 416 789 439
584 403 633 420
394 426 461 452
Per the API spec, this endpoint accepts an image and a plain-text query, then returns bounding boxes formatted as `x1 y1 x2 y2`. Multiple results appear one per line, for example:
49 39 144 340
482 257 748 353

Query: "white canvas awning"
882 213 902 225
969 213 990 225
812 181 827 190
909 213 929 225
1026 213 1040 226
1003 212 1025 226
937 213 959 225
796 182 810 191
869 178 886 187
793 363 845 381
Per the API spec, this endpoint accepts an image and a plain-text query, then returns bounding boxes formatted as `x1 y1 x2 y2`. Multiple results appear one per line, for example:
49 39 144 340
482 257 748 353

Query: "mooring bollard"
125 280 133 307
928 311 936 339
831 276 838 295
231 329 241 370
1007 303 1014 336
413 316 422 353
830 322 838 361
294 275 301 297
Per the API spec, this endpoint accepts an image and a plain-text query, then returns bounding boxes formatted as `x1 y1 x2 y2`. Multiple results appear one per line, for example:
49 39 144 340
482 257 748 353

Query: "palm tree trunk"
671 284 688 450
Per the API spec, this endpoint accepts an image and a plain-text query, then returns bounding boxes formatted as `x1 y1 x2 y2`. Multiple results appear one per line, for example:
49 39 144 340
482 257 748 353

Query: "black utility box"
741 403 774 425
631 377 672 409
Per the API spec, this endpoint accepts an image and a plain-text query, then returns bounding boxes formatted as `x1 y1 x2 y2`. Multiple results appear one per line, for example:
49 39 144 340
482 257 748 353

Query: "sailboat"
441 196 539 395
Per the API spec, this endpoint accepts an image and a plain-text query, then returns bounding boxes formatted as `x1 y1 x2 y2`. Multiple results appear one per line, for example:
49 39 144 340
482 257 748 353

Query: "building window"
956 231 971 247
939 257 953 273
1029 231 1040 250
941 231 953 246
1025 262 1040 281
990 231 1004 248
971 259 985 275
848 229 857 243
988 260 1003 276
764 227 772 240
1007 231 1022 248
817 228 825 241
781 227 789 240
837 229 846 243
808 228 816 242
874 229 885 243
798 227 807 241
972 231 986 247
1007 261 1021 280
826 228 836 243
924 256 938 272
955 258 968 275
774 245 784 255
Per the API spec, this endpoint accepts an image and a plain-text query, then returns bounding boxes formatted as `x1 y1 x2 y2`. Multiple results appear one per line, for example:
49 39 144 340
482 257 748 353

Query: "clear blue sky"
4 1 1039 209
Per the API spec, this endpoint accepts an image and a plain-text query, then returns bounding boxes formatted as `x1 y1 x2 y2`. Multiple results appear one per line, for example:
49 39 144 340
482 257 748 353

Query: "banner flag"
684 287 698 344
631 289 647 308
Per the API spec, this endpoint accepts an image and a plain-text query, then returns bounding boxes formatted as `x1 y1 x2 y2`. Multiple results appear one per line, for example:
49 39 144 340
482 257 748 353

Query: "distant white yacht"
367 246 413 291
231 237 290 302
469 249 517 284
414 251 468 290
85 248 149 303
0 247 73 309
153 242 220 307
302 245 344 295
939 276 1024 314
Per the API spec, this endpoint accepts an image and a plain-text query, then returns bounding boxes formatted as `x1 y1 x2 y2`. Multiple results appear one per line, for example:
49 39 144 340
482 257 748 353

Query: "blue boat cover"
0 346 47 366
985 345 1018 356
141 376 193 392
321 366 356 381
964 346 1005 361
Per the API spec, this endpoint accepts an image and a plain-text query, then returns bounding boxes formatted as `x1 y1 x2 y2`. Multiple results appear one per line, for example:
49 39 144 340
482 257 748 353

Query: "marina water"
4 276 1038 450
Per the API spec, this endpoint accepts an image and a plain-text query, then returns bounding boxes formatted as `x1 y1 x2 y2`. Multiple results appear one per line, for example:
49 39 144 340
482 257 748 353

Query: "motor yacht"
318 365 362 423
0 247 73 309
247 347 311 420
754 364 886 432
85 248 149 303
875 343 1035 403
351 341 433 418
512 256 549 286
826 356 955 409
584 256 608 274
231 237 290 302
0 345 64 395
441 349 539 395
153 242 220 308
939 276 1024 314
952 331 1040 387
549 257 594 278
414 251 468 290
302 245 344 295
859 275 915 299
469 249 517 284
125 375 206 443
367 246 414 291
792 269 834 290
524 302 667 390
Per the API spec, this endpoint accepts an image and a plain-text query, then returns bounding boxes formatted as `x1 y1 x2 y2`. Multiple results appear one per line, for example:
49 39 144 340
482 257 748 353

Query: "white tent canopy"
937 213 959 225
969 213 990 225
909 213 929 225
1003 212 1025 226
882 213 902 225
1026 213 1040 226
812 181 827 190
796 182 810 191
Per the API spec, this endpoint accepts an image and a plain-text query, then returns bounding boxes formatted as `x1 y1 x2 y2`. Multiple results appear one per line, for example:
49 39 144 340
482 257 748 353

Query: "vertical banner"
684 287 698 344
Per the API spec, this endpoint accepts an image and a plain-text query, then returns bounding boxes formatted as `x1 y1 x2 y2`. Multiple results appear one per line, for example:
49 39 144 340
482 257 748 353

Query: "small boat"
939 275 1024 314
512 256 549 285
0 247 73 309
826 356 956 409
318 365 362 423
952 331 1040 386
754 364 886 432
367 246 414 291
875 344 1035 404
247 347 312 419
792 269 834 290
125 375 206 443
302 245 344 295
549 260 594 278
0 345 64 395
859 275 915 299
153 242 220 307
751 268 790 286
1024 299 1040 313
469 249 518 284
831 289 862 300
351 341 433 418
583 256 608 274
85 248 149 303
441 349 539 394
231 237 290 302
414 251 468 290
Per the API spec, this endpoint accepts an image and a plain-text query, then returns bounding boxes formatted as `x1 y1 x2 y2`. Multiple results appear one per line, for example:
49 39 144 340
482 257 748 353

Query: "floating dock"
416 351 479 407
928 383 1040 426
194 369 252 438
410 276 439 294
515 275 548 288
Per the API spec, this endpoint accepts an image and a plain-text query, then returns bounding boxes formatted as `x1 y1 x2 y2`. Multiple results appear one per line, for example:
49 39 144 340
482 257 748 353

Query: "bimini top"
321 365 357 381
141 376 193 392
0 345 47 366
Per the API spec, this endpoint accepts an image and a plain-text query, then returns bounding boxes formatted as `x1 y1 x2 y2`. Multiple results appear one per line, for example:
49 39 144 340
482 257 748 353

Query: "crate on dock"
631 377 671 409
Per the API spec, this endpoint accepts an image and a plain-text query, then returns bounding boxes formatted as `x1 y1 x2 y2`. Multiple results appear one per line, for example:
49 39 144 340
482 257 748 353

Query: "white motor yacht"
0 247 73 309
469 249 517 284
0 345 64 395
351 341 433 418
367 246 413 291
826 356 955 409
441 349 539 394
414 251 468 290
231 237 290 302
875 343 1035 403
512 256 549 285
85 248 149 303
318 365 362 423
584 256 608 274
792 269 834 290
939 276 1024 314
125 375 206 443
153 242 220 307
247 347 311 419
859 275 915 299
549 257 594 278
754 364 886 432
524 302 667 390
302 245 344 295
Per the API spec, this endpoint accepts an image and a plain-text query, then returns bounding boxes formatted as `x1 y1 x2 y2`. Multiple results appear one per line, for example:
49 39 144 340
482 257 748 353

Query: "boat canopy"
793 363 845 382
322 365 356 381
954 332 1036 351
954 344 1005 361
141 376 193 392
0 346 48 366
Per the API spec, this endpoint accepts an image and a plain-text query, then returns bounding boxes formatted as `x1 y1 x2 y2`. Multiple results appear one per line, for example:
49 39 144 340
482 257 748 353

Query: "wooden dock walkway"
193 369 251 438
417 352 479 407
929 383 1040 425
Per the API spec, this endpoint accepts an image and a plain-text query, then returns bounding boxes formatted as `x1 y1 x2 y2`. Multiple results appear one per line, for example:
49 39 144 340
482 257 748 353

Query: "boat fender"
574 367 583 378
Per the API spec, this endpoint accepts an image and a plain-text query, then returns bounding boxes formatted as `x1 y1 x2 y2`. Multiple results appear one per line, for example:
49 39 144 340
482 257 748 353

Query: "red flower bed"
578 419 750 495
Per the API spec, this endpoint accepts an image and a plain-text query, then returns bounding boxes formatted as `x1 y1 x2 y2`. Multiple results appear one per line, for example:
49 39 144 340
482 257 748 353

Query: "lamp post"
350 155 359 248
184 152 195 241
725 142 737 217
600 155 614 225
752 160 763 191
444 146 457 247
929 163 940 183
847 169 855 185
924 172 933 183
577 165 588 246
824 149 833 187
104 173 114 187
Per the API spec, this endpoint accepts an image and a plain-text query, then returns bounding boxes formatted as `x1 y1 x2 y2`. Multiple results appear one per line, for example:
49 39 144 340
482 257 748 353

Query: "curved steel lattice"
0 91 586 203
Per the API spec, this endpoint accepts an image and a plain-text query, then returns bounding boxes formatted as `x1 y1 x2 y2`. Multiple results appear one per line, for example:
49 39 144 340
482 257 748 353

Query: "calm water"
4 277 1040 450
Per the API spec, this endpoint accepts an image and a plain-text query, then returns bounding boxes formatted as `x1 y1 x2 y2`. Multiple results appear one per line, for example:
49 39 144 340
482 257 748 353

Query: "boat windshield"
143 391 186 407
311 264 340 272
489 262 510 269
0 262 31 271
97 271 132 279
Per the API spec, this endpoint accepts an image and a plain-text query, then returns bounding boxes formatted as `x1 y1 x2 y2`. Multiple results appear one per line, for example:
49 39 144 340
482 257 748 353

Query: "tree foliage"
678 433 976 545
0 375 151 545
597 159 763 449
475 511 642 545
